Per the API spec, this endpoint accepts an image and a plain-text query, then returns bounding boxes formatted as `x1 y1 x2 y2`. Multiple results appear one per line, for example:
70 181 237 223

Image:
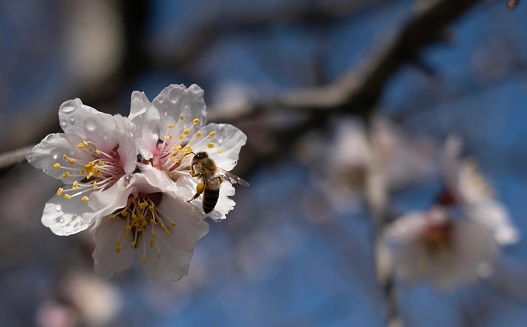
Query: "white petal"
138 234 195 282
465 199 520 245
152 84 207 129
129 92 160 160
158 194 209 250
42 194 97 236
189 123 247 171
114 115 138 174
26 133 91 183
92 216 136 278
59 99 120 153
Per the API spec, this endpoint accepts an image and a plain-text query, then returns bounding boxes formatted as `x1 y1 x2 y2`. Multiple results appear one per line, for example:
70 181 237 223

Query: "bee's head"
194 151 208 159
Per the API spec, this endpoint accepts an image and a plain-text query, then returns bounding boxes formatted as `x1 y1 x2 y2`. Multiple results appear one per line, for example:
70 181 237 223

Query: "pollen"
178 135 185 140
63 172 70 177
156 250 161 258
64 194 72 200
93 181 98 190
109 214 115 220
63 154 68 161
57 188 64 196
172 144 182 151
180 114 184 121
193 118 200 124
164 134 173 140
196 131 202 137
168 123 175 129
54 163 61 168
183 128 190 135
69 159 75 165
72 181 79 190
170 222 176 227
208 131 216 137
81 196 89 202
78 143 84 148
217 148 223 153
115 247 121 253
149 240 154 247
207 143 215 148
141 257 147 264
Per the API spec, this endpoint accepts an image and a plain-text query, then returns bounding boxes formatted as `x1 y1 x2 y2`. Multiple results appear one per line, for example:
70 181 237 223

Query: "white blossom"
384 206 498 290
91 165 209 282
441 136 519 245
128 84 247 220
26 99 137 235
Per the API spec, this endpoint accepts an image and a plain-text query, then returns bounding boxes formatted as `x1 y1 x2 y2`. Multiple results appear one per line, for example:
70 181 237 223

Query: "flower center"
420 220 454 254
53 141 125 202
109 192 177 264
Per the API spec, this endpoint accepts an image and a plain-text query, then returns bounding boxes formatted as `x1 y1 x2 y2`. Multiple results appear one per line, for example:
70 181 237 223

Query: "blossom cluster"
383 136 519 290
27 84 247 282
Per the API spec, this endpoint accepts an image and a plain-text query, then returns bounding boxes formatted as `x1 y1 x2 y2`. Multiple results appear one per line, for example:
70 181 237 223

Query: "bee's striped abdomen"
203 188 220 213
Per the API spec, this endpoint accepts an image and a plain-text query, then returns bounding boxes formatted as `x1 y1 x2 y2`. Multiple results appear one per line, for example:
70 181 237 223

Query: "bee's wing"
217 168 250 186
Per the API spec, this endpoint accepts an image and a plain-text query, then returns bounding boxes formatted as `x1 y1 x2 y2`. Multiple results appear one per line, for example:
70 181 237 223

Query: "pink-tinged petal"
189 123 247 171
152 84 207 129
42 194 97 236
92 216 136 278
130 92 160 160
27 133 91 183
58 99 120 153
88 178 132 224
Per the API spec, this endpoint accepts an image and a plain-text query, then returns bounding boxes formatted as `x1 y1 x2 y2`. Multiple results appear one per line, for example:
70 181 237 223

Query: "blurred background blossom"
1 0 527 326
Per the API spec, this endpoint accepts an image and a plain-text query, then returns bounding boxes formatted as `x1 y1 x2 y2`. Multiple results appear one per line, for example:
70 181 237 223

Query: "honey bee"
187 151 249 213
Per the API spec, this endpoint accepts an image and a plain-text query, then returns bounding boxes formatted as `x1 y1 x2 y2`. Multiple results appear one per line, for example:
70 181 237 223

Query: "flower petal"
189 123 247 171
92 215 136 278
42 194 96 236
59 99 120 153
465 199 520 245
27 133 91 183
152 84 207 129
114 115 138 174
129 92 160 160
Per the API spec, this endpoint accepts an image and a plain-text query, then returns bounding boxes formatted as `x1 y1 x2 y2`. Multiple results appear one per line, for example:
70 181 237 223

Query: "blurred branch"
0 146 32 174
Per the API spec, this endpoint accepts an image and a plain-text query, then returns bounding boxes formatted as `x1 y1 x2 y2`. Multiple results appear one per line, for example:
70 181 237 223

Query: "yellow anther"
124 233 129 239
69 159 75 165
180 114 184 121
193 118 200 124
83 141 88 145
64 194 72 200
72 181 79 190
172 144 182 151
165 230 171 236
183 128 190 135
95 150 101 155
116 239 121 245
168 123 175 129
149 240 154 247
54 163 61 168
152 231 157 238
115 247 121 253
208 131 216 137
157 250 161 258
178 135 185 140
63 154 68 160
88 146 94 152
57 188 64 196
81 196 89 202
93 181 98 190
217 148 223 153
109 215 115 220
170 222 176 227
164 134 173 140
141 257 147 264
78 143 84 148
139 202 148 210
121 211 128 217
63 172 70 177
207 143 215 148
196 131 202 137
131 241 137 247
126 225 132 231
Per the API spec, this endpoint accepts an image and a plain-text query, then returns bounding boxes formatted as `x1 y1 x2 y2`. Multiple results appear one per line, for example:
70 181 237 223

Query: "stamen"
64 194 72 200
207 143 215 148
180 114 184 121
193 118 200 124
57 188 64 196
208 131 216 137
168 123 175 129
217 148 223 153
81 196 89 202
183 128 190 135
196 131 202 137
54 163 61 168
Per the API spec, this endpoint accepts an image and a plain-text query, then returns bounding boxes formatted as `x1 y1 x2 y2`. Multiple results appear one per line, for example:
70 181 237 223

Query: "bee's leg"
187 182 205 202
